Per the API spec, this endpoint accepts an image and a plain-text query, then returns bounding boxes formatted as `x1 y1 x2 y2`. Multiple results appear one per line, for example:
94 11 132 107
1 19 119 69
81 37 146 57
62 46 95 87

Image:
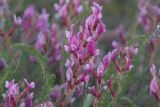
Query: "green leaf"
120 97 137 107
13 43 45 78
13 43 55 100
83 94 94 107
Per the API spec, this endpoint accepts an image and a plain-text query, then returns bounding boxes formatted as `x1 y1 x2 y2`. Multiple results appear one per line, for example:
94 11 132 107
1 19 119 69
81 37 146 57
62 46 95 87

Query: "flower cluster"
64 2 105 104
54 0 83 26
2 79 35 107
34 10 61 64
63 2 138 106
15 6 61 64
137 0 160 32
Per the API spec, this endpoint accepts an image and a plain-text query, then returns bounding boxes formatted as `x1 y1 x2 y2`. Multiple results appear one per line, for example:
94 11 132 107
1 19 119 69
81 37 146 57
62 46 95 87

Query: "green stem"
112 73 122 107
3 36 17 64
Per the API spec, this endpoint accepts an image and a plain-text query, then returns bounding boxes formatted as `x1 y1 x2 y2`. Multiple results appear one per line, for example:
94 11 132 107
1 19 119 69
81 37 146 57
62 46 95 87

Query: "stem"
64 90 71 107
93 79 101 107
3 36 17 64
82 83 86 107
112 73 122 107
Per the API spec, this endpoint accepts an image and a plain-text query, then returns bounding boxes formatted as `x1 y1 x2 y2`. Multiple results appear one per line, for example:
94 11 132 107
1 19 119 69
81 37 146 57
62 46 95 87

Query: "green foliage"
0 66 14 96
13 43 55 101
83 94 94 107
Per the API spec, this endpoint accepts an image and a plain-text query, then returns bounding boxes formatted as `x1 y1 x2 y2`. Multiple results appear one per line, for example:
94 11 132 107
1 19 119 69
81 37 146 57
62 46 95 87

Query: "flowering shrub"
1 0 160 107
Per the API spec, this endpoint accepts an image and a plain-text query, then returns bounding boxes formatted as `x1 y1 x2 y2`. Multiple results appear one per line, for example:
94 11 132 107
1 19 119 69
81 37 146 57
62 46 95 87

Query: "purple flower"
103 52 112 69
24 93 34 107
111 45 137 72
87 86 99 98
54 1 67 20
35 32 46 53
39 101 55 107
97 63 105 78
5 80 19 96
87 40 96 56
24 79 35 89
85 2 105 40
66 67 73 82
3 79 35 107
36 9 49 31
65 56 74 68
137 0 160 32
24 5 35 18
49 84 65 101
91 2 102 19
54 0 83 25
150 65 159 93
21 5 36 33
116 25 126 45
73 0 83 14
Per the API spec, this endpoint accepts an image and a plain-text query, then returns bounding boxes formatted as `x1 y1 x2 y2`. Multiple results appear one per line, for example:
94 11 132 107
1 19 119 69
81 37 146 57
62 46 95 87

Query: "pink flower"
36 9 49 31
87 40 96 56
150 77 159 94
73 0 83 14
39 101 55 107
24 79 35 89
21 5 36 33
87 86 99 98
24 93 34 107
54 1 67 19
150 65 159 93
66 67 73 82
49 84 65 101
65 25 80 52
149 64 160 101
24 5 35 18
97 63 105 78
65 57 74 68
5 80 19 96
54 0 83 25
35 32 46 53
23 5 35 17
91 2 102 19
85 2 105 40
111 45 137 72
3 79 35 107
103 52 112 69
116 25 126 45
